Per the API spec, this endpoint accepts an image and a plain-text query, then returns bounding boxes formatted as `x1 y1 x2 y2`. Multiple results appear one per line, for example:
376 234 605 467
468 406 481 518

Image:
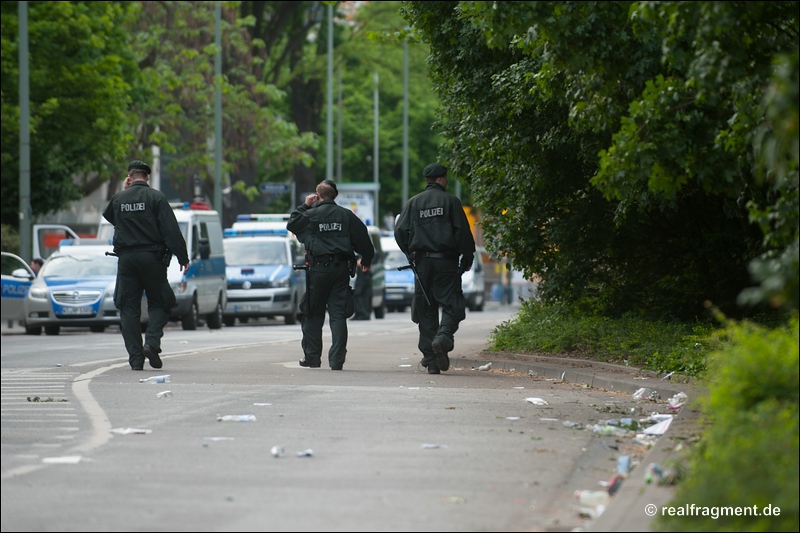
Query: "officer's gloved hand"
459 260 473 275
407 252 416 264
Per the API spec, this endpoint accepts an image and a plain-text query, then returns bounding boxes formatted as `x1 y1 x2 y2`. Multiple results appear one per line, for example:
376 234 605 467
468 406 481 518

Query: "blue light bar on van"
235 214 290 222
59 238 114 246
224 228 289 237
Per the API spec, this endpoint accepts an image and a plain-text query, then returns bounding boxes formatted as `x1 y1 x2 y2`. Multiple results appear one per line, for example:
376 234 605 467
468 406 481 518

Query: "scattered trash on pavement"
644 462 664 484
617 455 631 475
296 449 314 457
526 397 548 405
110 427 152 435
574 489 610 517
270 445 284 457
667 392 688 408
216 414 256 422
632 387 659 400
42 455 91 464
156 390 172 398
475 362 492 371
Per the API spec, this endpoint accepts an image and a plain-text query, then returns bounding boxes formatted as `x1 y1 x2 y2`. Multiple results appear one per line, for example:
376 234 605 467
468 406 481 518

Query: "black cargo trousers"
115 250 176 368
411 256 466 367
299 259 351 369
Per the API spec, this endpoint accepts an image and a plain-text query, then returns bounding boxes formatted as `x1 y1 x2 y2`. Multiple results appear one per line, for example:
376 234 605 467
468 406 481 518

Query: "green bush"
488 300 712 377
655 316 799 532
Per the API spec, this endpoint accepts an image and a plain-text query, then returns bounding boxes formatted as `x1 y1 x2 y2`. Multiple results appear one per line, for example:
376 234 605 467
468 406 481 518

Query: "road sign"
259 183 290 194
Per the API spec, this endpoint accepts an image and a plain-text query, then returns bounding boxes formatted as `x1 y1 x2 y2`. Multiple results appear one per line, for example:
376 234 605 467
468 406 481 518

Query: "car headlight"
272 277 290 288
171 280 187 294
29 287 48 299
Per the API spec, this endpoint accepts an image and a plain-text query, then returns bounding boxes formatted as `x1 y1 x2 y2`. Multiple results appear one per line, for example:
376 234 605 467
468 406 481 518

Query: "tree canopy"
1 1 138 227
1 1 443 234
402 0 799 319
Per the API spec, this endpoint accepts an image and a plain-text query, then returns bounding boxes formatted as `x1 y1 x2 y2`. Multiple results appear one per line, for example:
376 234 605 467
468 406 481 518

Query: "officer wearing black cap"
102 160 190 371
394 163 476 374
287 179 375 370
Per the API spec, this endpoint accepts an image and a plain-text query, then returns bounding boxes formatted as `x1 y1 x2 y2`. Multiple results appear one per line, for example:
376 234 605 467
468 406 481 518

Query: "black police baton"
398 263 431 306
293 260 311 316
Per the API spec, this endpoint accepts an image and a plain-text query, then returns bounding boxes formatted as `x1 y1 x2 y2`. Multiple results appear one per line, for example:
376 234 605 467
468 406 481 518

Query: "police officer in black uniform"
102 160 190 371
395 163 476 374
287 179 375 370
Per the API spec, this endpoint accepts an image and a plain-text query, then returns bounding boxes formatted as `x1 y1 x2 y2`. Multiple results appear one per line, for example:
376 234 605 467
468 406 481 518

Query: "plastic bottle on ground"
139 375 170 384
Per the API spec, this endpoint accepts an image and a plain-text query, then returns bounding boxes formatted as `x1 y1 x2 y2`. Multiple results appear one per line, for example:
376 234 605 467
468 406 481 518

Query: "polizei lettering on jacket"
121 202 146 212
419 207 444 218
318 222 342 232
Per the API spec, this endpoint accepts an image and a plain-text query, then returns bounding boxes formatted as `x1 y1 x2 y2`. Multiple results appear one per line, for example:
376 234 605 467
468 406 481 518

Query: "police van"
96 201 227 330
349 225 386 319
222 214 306 326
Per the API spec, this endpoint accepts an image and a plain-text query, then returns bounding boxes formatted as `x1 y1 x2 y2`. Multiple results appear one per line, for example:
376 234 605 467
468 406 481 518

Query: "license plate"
235 305 260 312
59 307 93 316
385 294 404 300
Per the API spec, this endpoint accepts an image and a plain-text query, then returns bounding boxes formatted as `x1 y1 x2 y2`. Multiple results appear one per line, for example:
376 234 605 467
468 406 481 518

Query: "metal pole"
402 39 409 205
326 4 333 182
373 71 379 225
18 1 31 262
337 68 342 181
214 2 223 220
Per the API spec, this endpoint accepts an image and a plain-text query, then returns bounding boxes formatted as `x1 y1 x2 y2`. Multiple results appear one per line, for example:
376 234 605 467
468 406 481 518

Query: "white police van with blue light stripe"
221 214 306 326
97 202 227 330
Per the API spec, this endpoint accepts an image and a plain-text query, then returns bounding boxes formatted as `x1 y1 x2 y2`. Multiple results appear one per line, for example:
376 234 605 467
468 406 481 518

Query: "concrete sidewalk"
454 351 704 532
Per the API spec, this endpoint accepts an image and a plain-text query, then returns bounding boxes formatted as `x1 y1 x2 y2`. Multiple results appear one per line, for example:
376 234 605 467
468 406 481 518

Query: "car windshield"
224 240 288 266
41 254 118 277
384 250 408 269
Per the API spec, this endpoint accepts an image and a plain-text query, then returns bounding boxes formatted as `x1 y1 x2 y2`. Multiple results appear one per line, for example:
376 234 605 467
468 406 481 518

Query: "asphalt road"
1 303 698 532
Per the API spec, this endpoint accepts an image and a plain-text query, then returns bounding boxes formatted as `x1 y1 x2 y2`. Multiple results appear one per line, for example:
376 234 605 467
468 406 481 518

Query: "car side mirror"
12 268 34 280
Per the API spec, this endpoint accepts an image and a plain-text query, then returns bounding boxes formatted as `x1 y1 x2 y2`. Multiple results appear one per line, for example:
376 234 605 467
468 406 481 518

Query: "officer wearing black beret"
395 163 476 374
287 179 375 370
102 160 190 370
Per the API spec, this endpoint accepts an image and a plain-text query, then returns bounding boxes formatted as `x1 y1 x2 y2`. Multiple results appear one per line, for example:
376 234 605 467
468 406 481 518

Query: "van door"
32 224 81 260
191 215 226 324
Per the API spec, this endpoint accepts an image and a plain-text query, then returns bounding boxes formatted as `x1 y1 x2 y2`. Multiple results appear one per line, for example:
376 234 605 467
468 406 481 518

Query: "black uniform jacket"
102 181 189 265
287 199 375 266
394 182 475 264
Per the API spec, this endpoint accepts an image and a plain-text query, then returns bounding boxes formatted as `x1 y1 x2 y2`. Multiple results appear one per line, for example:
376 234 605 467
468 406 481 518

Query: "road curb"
455 351 704 532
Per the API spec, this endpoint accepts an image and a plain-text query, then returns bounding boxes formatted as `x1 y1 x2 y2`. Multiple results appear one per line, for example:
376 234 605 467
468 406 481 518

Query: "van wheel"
45 325 60 336
223 316 236 327
374 300 386 319
25 325 42 336
182 299 199 330
206 297 223 329
284 294 299 325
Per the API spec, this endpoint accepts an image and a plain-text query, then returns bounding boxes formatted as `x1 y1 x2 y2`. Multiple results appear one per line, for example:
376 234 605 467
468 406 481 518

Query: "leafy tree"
402 1 798 319
125 1 316 228
1 1 139 230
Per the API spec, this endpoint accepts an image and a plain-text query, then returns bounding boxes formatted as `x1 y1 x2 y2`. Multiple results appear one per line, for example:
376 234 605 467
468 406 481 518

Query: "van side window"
192 225 200 259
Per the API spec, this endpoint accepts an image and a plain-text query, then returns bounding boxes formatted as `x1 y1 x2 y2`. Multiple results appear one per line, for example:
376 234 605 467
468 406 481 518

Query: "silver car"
23 244 147 335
